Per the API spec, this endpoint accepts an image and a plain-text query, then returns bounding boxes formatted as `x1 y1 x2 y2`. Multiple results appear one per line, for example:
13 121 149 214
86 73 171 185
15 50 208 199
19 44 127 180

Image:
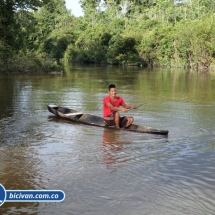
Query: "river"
0 65 215 215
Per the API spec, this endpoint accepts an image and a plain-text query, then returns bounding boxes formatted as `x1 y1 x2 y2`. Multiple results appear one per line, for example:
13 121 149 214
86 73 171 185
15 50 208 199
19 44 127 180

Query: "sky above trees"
65 0 83 16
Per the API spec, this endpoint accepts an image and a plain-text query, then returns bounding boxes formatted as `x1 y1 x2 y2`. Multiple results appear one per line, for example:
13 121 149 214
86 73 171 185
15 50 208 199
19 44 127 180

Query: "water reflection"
102 129 133 170
102 129 121 166
102 128 120 144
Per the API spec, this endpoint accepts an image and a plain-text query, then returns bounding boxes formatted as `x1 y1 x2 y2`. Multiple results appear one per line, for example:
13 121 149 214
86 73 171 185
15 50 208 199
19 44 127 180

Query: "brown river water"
0 65 215 215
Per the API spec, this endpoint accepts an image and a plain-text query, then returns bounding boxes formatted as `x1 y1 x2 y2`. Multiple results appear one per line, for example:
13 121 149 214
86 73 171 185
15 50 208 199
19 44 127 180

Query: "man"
103 84 136 129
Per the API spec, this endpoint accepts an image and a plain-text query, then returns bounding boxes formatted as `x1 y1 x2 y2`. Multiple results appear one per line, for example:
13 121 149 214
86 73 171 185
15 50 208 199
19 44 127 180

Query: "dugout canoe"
47 104 169 135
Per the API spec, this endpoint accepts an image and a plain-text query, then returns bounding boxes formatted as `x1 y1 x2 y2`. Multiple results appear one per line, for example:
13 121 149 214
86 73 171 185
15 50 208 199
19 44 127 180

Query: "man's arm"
106 102 129 112
122 103 137 109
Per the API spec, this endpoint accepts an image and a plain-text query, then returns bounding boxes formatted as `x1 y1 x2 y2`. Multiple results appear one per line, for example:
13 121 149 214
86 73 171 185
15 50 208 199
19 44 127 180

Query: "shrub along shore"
1 0 215 73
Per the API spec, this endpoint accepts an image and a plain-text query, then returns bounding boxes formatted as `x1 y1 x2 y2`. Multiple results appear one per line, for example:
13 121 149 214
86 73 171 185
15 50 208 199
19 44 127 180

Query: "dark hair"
109 84 116 90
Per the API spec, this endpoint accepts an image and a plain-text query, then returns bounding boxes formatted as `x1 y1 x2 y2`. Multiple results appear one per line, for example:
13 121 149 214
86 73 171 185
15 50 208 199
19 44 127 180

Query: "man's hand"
121 107 129 112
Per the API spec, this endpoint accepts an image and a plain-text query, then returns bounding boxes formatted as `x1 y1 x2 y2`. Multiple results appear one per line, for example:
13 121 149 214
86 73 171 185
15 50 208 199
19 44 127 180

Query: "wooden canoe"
47 104 169 135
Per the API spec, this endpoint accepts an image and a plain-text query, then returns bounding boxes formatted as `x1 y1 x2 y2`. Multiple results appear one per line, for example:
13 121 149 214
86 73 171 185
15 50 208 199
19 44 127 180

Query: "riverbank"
1 56 215 74
0 55 62 74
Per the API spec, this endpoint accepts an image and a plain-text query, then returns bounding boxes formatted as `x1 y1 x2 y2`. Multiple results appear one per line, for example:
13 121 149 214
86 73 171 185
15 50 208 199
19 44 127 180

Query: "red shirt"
103 96 125 117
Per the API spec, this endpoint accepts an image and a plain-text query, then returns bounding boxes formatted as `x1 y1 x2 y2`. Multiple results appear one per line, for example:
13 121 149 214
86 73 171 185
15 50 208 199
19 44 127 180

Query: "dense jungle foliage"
1 0 215 73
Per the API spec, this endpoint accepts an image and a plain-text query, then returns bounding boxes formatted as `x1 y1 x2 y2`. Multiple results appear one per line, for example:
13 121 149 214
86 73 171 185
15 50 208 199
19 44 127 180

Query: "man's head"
108 84 117 98
109 84 116 91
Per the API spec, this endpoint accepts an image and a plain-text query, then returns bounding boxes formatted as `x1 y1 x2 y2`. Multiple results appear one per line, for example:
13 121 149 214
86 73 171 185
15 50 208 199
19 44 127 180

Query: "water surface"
0 65 215 214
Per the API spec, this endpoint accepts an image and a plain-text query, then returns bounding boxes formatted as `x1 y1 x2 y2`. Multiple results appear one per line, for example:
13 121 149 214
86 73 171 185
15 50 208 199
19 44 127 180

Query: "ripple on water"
0 72 215 215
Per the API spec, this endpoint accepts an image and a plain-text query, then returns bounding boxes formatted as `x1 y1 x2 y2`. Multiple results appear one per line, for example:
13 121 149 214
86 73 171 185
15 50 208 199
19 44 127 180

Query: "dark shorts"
104 115 128 128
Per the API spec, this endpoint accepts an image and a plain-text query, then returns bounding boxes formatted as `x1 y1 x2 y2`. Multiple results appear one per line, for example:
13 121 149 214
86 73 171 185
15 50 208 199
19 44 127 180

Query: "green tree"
107 35 139 64
32 0 74 62
0 0 49 60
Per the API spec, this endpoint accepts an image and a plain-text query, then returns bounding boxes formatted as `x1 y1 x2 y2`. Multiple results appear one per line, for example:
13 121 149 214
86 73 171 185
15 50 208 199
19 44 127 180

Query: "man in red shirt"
103 84 136 129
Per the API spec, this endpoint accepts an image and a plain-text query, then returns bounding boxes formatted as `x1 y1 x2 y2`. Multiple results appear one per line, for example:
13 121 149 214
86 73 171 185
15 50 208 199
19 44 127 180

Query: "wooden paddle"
135 104 144 108
129 103 144 110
